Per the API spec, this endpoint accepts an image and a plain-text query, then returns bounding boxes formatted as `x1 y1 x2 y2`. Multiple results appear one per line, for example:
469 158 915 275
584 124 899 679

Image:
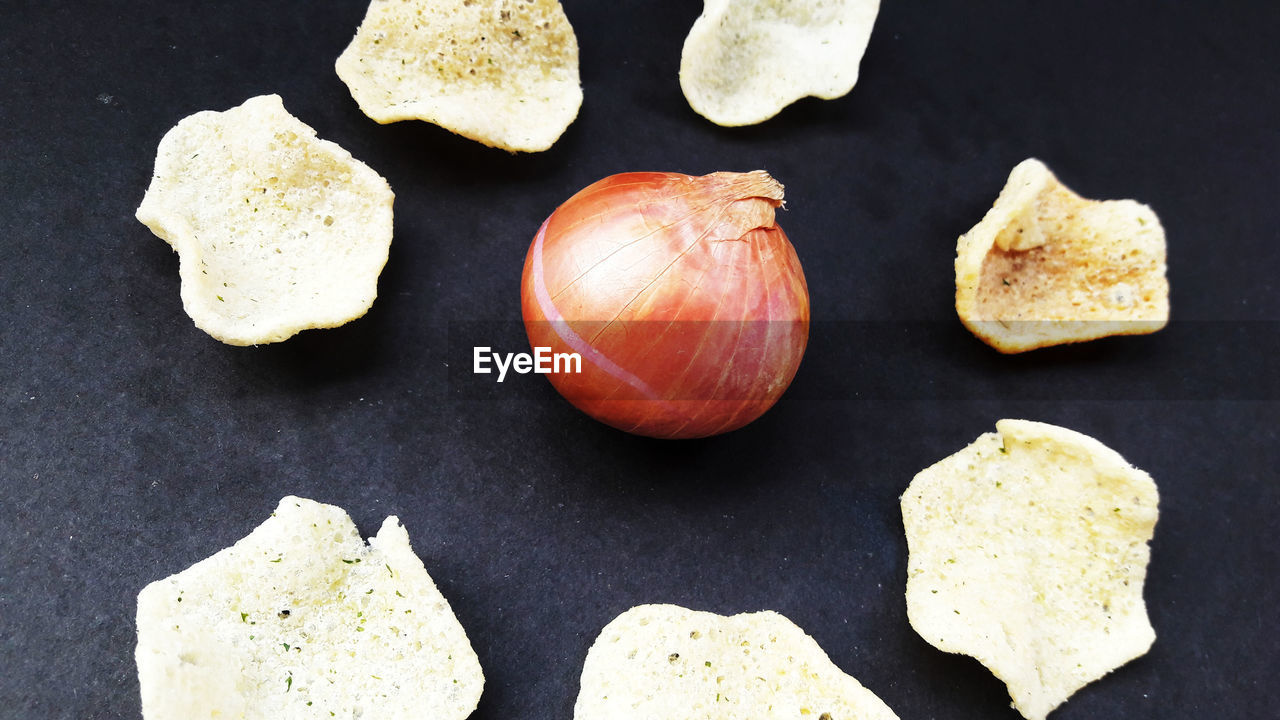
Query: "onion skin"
521 170 809 439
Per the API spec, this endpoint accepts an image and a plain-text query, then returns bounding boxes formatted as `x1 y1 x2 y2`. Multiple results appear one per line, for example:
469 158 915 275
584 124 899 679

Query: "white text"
473 346 582 382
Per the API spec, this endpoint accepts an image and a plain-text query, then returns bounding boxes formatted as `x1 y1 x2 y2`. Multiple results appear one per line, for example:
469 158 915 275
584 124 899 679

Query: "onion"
520 170 809 439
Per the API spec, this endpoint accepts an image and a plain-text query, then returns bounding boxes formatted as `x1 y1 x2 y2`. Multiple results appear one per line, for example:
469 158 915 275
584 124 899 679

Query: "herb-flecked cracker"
575 604 899 720
902 420 1159 720
955 159 1169 353
679 0 880 126
135 496 483 720
136 94 395 346
335 0 582 152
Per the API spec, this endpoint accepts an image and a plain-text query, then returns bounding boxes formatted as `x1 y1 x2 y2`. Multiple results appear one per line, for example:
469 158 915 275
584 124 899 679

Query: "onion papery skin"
521 170 809 439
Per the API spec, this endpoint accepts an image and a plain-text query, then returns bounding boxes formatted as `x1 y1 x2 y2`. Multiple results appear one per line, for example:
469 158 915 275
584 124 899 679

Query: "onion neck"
700 170 785 242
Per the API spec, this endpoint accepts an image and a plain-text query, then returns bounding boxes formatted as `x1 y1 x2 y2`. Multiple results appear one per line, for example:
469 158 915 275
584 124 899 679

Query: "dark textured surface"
1 1 1277 718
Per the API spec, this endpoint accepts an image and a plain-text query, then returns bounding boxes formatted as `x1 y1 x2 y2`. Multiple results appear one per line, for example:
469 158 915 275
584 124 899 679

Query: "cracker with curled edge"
575 604 899 720
680 0 880 126
955 158 1169 353
902 420 1159 720
336 0 582 152
136 94 394 345
136 496 484 720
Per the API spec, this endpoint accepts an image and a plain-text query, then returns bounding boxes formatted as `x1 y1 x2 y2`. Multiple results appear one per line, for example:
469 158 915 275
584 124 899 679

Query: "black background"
2 1 1278 718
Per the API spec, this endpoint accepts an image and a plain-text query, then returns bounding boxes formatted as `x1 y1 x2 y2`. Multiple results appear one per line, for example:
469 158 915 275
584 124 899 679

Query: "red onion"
520 170 809 439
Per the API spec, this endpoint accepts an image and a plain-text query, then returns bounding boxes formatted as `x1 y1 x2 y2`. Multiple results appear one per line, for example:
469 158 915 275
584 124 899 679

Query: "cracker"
136 496 484 720
136 94 395 345
902 420 1159 720
575 604 899 720
955 159 1169 352
335 0 582 152
679 0 880 126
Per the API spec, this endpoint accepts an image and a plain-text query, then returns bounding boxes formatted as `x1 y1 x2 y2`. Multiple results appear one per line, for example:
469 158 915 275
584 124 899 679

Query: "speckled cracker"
955 159 1169 353
902 420 1159 720
335 0 582 152
136 496 483 720
575 604 899 720
136 94 394 346
679 0 880 126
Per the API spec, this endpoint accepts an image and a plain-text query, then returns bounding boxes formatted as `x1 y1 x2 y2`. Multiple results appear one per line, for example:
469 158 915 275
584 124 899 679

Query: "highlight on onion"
520 170 810 439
